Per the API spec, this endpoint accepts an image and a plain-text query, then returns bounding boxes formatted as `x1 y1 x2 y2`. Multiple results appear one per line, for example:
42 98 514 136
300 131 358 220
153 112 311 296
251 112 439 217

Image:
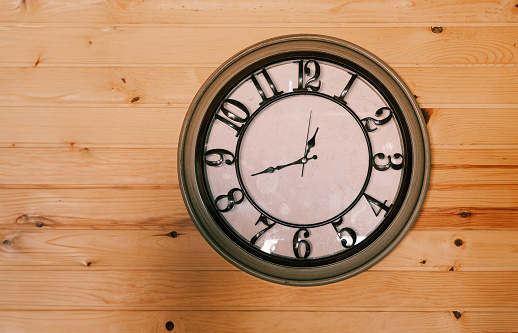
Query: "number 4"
364 193 392 217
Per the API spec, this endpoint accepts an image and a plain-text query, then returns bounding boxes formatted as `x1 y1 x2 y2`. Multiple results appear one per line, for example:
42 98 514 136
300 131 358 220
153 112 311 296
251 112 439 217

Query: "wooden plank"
0 188 190 230
0 147 515 186
0 107 517 148
0 229 517 272
431 167 518 186
423 187 518 210
414 208 518 231
1 310 517 333
0 187 515 230
0 67 517 107
398 67 518 107
0 0 513 24
0 148 177 185
426 108 518 147
0 107 182 148
2 26 518 66
378 230 518 271
432 148 518 166
0 270 517 310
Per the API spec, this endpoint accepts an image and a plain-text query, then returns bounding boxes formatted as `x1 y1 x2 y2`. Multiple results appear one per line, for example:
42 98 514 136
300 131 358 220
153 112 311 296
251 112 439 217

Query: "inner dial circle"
238 94 370 226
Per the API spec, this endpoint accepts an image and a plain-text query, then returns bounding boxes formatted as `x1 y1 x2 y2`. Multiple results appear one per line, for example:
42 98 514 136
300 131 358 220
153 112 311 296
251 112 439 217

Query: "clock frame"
178 34 430 286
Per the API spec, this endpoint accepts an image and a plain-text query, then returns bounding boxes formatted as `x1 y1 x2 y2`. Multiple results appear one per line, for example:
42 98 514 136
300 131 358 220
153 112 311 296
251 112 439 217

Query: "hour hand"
251 156 316 176
250 166 275 177
251 158 303 177
275 156 305 171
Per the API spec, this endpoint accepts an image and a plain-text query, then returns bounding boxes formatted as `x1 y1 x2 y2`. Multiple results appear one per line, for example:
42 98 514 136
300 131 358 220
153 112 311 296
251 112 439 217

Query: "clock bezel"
178 35 430 286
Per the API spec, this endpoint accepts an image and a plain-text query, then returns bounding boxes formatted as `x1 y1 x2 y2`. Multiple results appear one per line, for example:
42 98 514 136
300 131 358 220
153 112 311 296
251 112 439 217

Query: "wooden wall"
0 1 517 332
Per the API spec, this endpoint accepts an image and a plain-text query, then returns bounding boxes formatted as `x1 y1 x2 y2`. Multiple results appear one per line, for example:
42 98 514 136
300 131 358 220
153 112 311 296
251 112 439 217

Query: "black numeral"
331 217 357 249
364 193 392 217
204 149 235 167
361 107 392 132
294 60 321 92
215 99 250 137
250 68 284 105
372 153 404 171
334 74 357 104
293 228 311 259
250 215 276 245
215 188 244 212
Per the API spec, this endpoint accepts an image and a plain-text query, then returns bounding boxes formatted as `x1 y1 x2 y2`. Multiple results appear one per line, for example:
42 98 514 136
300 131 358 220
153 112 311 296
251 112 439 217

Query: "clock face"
179 35 429 285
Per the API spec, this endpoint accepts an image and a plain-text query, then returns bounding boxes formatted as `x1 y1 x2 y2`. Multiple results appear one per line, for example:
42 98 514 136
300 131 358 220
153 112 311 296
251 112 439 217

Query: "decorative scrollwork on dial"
361 107 392 132
372 153 404 171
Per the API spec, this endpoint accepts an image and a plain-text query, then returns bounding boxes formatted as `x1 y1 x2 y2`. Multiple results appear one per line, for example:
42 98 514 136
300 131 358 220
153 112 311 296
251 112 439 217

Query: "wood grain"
0 107 181 147
414 208 518 231
0 107 516 148
2 26 518 66
0 229 517 272
0 67 517 108
426 108 518 146
0 0 515 24
0 188 189 230
0 270 517 311
0 147 515 186
1 310 517 333
1 0 517 330
0 188 516 230
0 148 177 185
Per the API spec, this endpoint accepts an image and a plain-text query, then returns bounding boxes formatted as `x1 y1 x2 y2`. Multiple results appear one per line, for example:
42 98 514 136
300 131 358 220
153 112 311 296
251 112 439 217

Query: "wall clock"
178 35 430 286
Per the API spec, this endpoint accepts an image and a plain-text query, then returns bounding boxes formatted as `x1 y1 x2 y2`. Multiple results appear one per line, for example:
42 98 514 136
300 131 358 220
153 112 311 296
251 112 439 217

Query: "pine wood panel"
0 188 189 229
1 310 517 333
1 0 517 331
0 148 177 185
0 188 516 230
0 147 515 186
414 208 518 230
0 107 517 147
426 108 518 147
0 270 517 311
2 26 518 66
0 67 517 108
0 107 180 147
0 0 515 24
0 229 517 272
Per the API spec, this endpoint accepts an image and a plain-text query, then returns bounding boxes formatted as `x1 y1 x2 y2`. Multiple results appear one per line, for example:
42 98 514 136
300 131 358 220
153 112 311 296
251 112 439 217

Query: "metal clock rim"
178 34 431 286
